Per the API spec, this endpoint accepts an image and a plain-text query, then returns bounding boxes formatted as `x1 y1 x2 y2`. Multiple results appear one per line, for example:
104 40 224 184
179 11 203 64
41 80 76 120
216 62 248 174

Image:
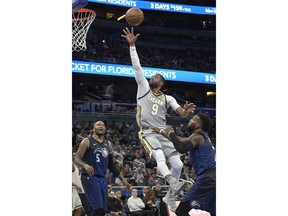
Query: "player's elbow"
175 108 185 117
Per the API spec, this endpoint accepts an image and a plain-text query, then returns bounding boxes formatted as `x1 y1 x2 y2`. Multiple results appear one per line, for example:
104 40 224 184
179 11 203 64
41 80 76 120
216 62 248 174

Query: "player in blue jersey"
153 113 216 216
74 121 131 216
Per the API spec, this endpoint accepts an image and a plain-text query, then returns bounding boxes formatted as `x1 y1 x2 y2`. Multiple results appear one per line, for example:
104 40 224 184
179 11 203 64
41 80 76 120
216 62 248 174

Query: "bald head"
93 121 106 136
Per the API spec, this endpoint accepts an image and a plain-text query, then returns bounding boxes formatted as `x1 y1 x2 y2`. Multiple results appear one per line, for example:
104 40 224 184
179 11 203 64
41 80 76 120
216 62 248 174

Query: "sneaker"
170 180 187 197
163 194 177 212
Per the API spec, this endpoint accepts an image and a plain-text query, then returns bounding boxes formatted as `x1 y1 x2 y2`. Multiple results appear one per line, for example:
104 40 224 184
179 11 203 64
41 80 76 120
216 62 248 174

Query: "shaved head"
93 121 106 136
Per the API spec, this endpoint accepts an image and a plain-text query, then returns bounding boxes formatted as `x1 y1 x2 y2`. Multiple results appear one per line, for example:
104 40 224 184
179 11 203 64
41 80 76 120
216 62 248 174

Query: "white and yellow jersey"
130 46 180 130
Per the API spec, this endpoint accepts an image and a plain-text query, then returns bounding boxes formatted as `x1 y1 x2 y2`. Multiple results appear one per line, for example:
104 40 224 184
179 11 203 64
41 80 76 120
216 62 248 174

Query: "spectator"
182 156 190 167
124 148 136 162
142 190 159 216
129 171 144 186
127 188 153 216
133 151 146 165
144 156 157 170
123 163 133 178
77 128 88 143
153 183 166 200
180 165 192 181
107 190 126 216
135 166 145 181
146 175 157 188
105 83 115 99
138 186 149 199
115 190 126 207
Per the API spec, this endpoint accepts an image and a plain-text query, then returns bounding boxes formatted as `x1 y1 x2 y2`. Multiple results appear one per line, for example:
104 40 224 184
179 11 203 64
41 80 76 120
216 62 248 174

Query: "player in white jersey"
121 27 196 212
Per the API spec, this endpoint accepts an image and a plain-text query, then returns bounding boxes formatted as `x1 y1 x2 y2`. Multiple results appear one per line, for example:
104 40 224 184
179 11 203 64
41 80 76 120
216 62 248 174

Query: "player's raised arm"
121 27 149 97
121 27 139 47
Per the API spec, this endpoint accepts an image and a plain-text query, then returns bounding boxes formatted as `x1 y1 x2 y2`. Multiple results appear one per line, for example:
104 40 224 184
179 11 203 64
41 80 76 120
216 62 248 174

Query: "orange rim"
72 8 96 21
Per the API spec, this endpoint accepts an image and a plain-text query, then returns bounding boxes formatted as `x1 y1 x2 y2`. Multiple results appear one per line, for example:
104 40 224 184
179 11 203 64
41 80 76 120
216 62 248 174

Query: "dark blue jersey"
81 137 110 177
189 131 216 176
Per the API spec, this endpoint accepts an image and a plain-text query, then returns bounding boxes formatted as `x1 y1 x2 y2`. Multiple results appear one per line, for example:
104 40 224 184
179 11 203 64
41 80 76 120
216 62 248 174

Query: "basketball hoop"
72 8 96 52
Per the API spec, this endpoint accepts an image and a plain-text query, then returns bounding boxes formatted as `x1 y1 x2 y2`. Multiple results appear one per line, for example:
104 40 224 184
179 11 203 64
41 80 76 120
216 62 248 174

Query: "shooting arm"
130 46 150 98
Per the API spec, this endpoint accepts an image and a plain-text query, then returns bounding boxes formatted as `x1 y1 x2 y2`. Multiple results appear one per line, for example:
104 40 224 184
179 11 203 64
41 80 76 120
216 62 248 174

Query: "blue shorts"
181 168 216 214
81 175 108 211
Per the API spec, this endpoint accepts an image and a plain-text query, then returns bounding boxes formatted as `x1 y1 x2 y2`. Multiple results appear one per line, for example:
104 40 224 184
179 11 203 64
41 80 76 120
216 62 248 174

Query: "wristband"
84 164 89 169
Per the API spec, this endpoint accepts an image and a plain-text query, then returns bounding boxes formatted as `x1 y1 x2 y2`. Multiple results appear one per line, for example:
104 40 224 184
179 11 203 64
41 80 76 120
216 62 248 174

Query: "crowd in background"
72 81 216 111
72 28 215 74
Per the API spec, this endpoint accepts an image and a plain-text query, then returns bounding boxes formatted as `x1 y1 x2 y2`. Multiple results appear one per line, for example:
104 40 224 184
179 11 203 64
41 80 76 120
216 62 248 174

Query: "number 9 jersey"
136 89 180 130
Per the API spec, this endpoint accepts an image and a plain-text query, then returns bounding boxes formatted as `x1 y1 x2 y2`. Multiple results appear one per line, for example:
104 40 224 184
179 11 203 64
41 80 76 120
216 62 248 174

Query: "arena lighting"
207 92 216 96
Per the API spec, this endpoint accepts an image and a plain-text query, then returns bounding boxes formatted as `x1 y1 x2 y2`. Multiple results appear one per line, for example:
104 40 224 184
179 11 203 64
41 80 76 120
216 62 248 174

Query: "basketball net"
72 8 96 52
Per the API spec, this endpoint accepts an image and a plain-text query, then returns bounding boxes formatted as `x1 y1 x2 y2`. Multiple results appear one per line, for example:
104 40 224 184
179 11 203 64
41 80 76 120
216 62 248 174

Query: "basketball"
125 8 144 26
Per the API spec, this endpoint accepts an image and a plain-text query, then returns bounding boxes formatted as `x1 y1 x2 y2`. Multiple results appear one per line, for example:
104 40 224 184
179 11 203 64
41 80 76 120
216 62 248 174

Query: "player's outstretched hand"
121 27 140 45
151 126 175 140
163 126 174 135
184 101 196 113
151 126 174 135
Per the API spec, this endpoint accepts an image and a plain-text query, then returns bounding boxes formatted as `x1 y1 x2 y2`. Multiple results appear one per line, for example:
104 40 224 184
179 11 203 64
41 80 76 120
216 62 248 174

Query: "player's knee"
172 160 183 171
152 149 166 163
170 155 183 169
